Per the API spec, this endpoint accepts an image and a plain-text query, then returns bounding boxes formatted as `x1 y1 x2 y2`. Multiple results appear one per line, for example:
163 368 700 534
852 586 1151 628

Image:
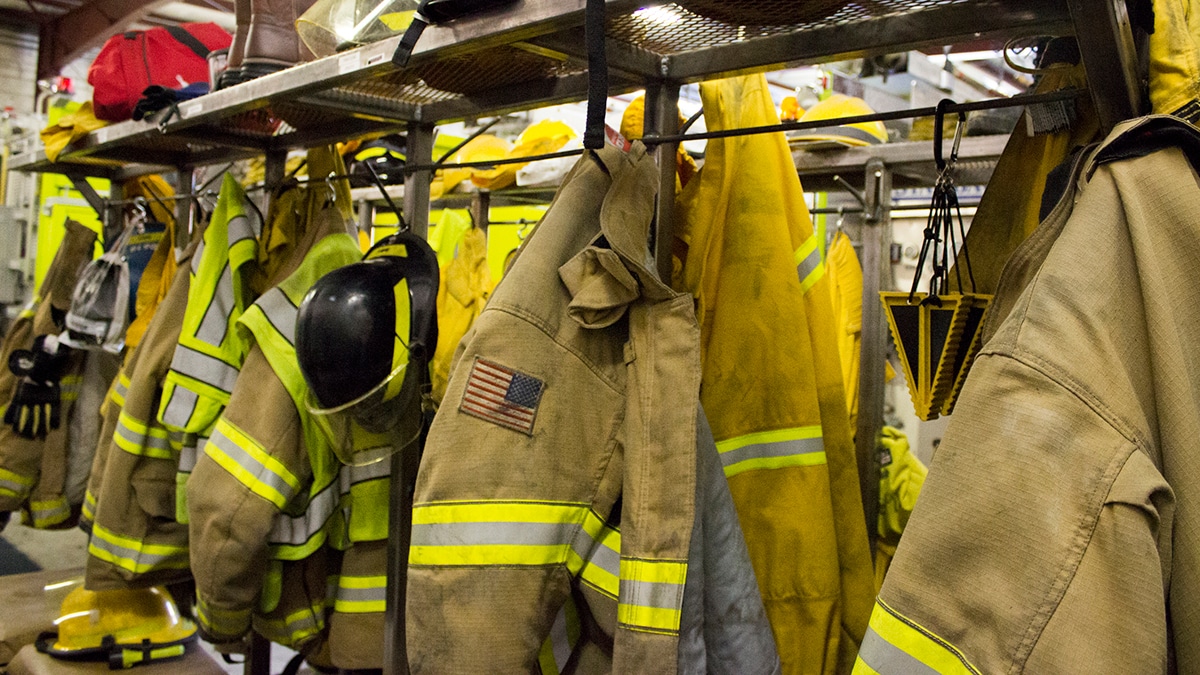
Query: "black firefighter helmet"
295 230 438 465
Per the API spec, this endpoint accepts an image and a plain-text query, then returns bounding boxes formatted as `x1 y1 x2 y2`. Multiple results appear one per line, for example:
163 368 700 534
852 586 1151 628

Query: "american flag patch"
459 358 545 435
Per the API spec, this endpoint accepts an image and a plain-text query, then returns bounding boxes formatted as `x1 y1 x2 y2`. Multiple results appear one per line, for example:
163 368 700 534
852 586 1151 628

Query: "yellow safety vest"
157 175 260 524
211 232 390 618
159 175 259 437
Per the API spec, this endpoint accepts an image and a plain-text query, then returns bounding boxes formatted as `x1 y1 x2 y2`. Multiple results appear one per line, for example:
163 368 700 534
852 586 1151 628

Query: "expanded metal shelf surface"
610 0 981 55
9 0 1071 176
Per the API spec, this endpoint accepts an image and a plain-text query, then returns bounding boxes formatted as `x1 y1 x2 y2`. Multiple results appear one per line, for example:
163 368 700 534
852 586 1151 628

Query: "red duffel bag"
88 23 231 122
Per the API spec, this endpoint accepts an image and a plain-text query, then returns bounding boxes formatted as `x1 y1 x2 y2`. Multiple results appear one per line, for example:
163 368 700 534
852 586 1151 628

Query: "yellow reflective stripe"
617 558 686 635
538 599 582 675
28 497 71 528
410 501 598 572
854 599 981 675
112 373 131 408
120 644 186 668
0 467 34 498
237 234 363 505
579 514 620 599
114 411 175 459
88 523 189 574
60 375 82 403
716 426 826 477
852 658 883 675
255 602 324 646
197 596 252 638
204 418 300 509
794 235 827 293
82 490 97 521
334 574 387 613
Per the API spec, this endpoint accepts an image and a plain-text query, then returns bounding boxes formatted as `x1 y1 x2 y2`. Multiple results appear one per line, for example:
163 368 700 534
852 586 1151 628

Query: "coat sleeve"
856 353 1172 674
188 344 309 642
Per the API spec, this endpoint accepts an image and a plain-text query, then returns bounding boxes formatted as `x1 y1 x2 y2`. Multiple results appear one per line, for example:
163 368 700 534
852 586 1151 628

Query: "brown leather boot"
218 0 252 88
241 0 318 80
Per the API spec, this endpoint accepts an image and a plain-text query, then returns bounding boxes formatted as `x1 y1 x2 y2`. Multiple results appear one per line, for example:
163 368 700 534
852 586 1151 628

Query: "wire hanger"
365 161 409 231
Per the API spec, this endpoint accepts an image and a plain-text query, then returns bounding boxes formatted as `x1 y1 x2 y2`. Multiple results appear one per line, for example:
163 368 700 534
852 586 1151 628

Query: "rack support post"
1068 0 1145 129
645 82 680 281
245 632 271 675
403 122 435 238
471 190 491 231
383 120 434 675
857 159 891 552
175 166 195 243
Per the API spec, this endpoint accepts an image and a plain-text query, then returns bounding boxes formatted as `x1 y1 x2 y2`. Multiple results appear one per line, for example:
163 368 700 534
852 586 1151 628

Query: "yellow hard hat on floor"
37 586 196 669
791 94 889 147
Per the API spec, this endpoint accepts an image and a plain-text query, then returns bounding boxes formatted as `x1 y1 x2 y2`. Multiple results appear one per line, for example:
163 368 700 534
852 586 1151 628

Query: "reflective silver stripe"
256 609 322 643
191 241 206 274
547 605 573 672
89 532 186 568
60 379 82 397
257 289 298 346
796 244 823 283
115 419 172 454
177 439 203 473
0 477 29 495
170 344 240 394
114 378 129 400
227 213 257 245
586 535 620 577
31 502 70 523
411 521 577 547
619 579 685 613
412 521 576 547
196 264 235 345
339 459 391 493
269 481 337 546
161 385 200 429
267 447 390 547
207 426 297 504
337 585 386 604
857 626 942 675
719 437 825 469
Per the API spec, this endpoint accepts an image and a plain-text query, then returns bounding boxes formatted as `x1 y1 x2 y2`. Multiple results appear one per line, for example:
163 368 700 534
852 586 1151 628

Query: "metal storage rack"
7 2 1145 674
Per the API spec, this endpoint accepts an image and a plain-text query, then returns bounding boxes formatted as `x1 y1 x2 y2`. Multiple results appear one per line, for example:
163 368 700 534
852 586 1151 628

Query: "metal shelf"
10 0 1075 177
793 133 1010 191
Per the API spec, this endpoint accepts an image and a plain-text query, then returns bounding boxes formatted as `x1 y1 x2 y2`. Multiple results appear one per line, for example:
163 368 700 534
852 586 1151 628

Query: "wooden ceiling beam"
37 0 173 77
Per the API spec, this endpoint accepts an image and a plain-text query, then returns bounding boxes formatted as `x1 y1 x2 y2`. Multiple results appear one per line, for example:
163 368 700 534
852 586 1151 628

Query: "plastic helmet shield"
297 230 438 466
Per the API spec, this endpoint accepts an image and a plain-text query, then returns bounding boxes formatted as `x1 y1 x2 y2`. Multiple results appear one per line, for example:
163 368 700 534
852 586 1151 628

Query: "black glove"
5 379 61 439
6 335 70 439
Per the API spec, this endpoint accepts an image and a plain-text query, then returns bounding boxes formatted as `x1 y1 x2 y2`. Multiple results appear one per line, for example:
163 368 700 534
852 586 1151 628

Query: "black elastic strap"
392 17 427 68
281 652 306 675
583 0 607 149
164 25 213 62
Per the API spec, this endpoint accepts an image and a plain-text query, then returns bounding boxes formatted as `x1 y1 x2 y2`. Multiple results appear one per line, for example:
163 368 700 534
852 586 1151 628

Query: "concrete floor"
0 521 89 573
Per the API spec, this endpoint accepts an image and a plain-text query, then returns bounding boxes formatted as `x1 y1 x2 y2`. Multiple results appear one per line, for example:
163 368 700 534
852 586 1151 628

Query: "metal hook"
835 206 846 234
934 98 967 172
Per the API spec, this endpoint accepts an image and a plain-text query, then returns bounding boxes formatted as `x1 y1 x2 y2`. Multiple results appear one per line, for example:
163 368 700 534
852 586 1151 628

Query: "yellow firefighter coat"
674 74 875 675
431 227 491 403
